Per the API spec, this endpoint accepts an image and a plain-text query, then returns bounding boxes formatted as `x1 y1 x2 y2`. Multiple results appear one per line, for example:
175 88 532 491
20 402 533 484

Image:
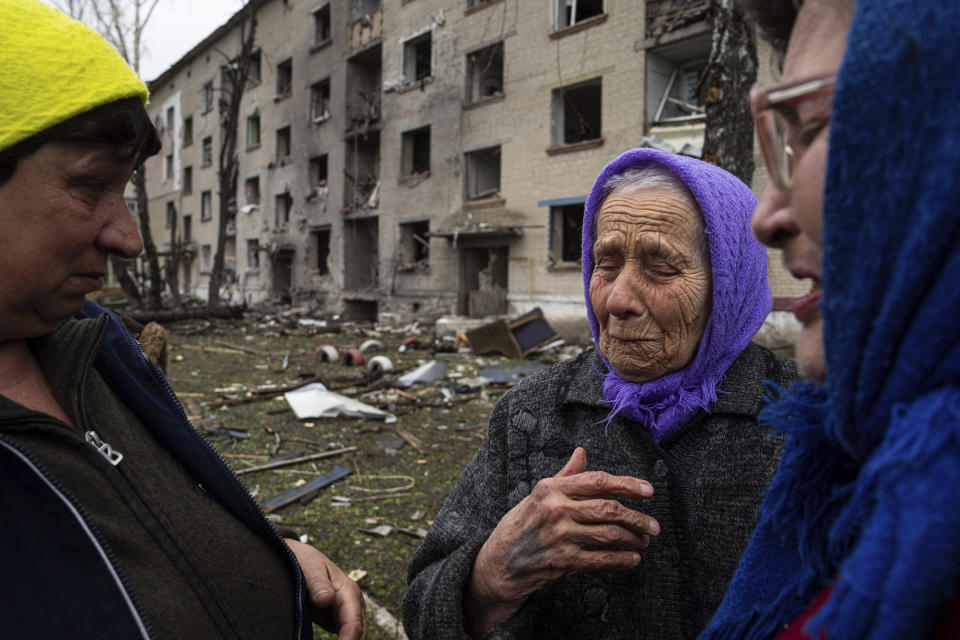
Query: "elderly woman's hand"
463 447 658 638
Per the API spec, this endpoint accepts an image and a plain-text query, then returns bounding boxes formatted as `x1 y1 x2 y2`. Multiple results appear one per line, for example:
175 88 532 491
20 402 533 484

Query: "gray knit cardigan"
403 342 798 640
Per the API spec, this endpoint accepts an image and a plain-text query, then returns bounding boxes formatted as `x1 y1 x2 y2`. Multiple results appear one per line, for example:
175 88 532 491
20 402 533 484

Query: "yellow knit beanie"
0 0 149 153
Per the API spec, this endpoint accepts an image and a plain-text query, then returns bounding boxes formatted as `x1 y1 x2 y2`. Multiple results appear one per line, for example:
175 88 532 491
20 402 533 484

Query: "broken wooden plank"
396 428 427 454
260 466 353 513
213 341 272 357
236 446 357 475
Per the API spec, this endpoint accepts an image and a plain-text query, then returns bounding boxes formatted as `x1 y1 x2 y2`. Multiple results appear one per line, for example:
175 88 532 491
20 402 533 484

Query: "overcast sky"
42 0 245 81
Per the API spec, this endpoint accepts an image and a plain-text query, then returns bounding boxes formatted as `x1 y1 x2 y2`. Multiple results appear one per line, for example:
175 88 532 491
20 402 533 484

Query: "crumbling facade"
143 0 804 327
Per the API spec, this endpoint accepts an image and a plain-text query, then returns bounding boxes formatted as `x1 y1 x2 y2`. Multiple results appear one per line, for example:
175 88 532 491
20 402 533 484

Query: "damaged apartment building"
143 0 805 326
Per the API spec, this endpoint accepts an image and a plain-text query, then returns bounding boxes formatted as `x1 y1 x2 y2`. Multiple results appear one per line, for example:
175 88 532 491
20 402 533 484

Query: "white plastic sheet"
284 382 396 423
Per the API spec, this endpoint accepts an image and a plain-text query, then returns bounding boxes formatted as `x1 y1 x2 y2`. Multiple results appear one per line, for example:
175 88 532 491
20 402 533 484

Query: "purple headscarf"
582 148 770 441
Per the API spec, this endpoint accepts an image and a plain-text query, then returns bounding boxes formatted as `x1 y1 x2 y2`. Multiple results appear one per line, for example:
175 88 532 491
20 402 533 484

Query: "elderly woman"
403 148 798 640
700 1 960 639
0 1 363 637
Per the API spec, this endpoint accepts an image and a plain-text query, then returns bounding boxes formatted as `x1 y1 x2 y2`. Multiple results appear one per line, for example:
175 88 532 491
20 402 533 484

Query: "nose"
95 193 143 259
604 264 645 319
751 181 799 249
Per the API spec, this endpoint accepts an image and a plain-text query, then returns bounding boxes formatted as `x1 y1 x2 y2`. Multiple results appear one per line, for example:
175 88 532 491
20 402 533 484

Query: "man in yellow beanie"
0 1 365 638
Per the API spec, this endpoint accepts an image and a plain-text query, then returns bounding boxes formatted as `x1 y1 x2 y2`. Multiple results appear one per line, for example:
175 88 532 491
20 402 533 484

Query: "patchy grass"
164 318 521 639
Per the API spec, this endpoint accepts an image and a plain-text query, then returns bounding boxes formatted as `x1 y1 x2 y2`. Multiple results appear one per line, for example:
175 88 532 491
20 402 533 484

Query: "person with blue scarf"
699 0 960 638
403 149 798 640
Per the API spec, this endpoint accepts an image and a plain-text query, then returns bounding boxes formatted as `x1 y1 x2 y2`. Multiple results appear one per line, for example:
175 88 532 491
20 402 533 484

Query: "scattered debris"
236 446 358 475
202 426 251 439
284 382 396 422
465 307 559 359
348 569 367 582
363 592 410 640
396 526 428 539
358 524 393 537
455 421 488 432
396 428 427 454
394 360 447 388
260 466 352 513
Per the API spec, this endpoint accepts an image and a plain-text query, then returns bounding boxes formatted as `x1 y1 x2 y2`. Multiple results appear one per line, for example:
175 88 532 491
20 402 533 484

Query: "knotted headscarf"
582 148 770 441
701 2 960 638
0 0 148 153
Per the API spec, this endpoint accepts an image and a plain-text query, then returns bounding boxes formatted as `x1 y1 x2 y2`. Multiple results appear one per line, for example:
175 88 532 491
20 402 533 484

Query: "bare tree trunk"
110 255 143 306
133 168 164 309
701 0 757 186
165 207 182 308
64 0 167 305
208 2 257 309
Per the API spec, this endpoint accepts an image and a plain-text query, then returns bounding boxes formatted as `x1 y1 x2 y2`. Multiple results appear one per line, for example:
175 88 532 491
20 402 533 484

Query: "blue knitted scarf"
581 149 770 441
700 2 960 638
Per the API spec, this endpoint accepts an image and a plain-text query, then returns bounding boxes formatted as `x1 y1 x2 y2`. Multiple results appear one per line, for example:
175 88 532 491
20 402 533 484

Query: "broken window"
404 32 432 82
646 35 708 125
245 176 260 205
164 153 173 182
183 166 193 194
551 77 602 146
201 244 212 270
165 106 175 132
351 0 381 21
246 114 260 148
346 43 381 131
276 126 291 160
201 80 214 113
344 129 380 210
202 136 213 166
312 228 331 275
166 201 176 228
248 50 261 85
276 58 293 96
310 79 331 123
309 155 328 187
555 0 604 30
313 5 331 46
343 216 379 290
183 215 192 243
550 203 585 263
247 239 260 269
401 126 431 177
398 220 430 270
183 116 193 146
275 192 293 226
466 42 504 103
201 190 212 221
465 146 501 201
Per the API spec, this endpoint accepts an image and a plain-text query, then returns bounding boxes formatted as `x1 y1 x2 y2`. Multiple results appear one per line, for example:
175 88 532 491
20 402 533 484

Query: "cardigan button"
653 459 668 478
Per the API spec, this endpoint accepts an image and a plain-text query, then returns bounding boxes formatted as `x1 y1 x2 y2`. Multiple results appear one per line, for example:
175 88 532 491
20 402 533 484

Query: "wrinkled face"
751 3 851 383
0 141 142 340
590 189 712 382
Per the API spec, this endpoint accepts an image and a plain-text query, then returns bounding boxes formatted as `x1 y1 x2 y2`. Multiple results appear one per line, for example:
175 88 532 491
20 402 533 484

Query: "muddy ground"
160 312 586 639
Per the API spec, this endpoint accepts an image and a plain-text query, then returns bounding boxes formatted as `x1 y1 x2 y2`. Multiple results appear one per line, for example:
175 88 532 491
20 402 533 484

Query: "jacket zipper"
118 328 307 639
0 433 154 639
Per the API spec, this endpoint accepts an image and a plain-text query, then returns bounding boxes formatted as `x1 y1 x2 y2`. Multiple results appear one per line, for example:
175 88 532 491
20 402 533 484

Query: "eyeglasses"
750 74 836 192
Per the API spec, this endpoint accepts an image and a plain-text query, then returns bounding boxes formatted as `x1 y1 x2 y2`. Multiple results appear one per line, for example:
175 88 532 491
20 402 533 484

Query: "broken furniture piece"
464 307 559 359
